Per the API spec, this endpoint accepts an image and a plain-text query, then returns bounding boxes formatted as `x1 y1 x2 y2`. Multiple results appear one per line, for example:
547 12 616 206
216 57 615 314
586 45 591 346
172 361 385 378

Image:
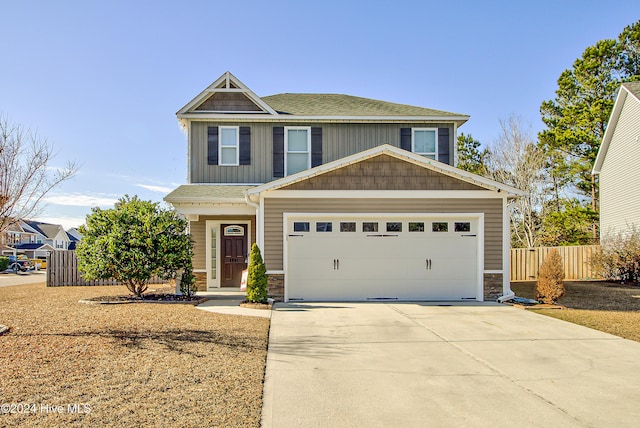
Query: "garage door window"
454 222 471 232
340 222 356 232
316 222 333 232
293 222 310 232
432 222 448 232
409 222 424 232
363 222 378 232
386 222 402 232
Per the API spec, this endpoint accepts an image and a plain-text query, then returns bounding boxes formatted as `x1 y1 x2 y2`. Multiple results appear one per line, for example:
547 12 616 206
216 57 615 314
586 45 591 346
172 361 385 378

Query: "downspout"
244 192 261 250
497 196 516 303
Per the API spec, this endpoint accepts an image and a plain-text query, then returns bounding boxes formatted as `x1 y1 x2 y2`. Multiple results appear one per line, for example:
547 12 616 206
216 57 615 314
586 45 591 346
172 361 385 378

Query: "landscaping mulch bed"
0 282 270 427
79 288 208 305
512 281 640 342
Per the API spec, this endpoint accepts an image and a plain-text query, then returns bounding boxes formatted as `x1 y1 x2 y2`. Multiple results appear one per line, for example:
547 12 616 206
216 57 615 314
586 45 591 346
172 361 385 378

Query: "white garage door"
285 215 481 302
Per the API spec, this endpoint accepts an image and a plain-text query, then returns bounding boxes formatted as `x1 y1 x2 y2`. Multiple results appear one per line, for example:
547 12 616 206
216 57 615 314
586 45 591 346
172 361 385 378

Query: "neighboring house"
24 220 72 251
66 228 83 250
165 72 523 302
593 82 640 237
1 220 53 259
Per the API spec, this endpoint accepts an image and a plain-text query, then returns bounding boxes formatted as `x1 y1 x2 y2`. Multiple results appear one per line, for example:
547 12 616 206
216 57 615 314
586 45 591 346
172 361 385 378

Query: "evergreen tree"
246 243 268 303
456 133 488 176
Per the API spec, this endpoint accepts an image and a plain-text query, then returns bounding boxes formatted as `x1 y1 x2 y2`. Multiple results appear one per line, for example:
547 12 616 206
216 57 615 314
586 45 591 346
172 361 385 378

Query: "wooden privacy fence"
510 245 601 282
47 250 168 287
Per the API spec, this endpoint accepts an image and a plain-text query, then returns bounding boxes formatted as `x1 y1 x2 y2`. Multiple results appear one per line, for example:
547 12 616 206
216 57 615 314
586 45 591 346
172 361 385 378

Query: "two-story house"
1 220 56 259
165 72 522 302
593 82 640 237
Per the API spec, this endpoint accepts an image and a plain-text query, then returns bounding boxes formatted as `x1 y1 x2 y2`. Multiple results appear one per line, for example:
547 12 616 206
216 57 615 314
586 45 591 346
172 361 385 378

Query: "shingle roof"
14 243 47 250
623 81 640 99
261 93 466 117
164 185 256 202
25 221 63 239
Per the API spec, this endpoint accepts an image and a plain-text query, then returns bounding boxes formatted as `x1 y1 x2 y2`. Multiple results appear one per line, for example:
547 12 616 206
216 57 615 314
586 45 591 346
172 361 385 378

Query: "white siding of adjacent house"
600 94 640 235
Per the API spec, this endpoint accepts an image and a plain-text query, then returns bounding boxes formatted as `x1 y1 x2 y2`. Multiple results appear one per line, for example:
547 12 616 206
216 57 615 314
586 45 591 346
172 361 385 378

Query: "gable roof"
593 82 640 174
25 221 67 240
176 72 469 126
177 71 278 117
247 144 523 196
261 93 466 119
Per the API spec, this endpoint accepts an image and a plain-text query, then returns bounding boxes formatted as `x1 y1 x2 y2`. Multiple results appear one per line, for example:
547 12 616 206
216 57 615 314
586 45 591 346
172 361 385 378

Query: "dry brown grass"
512 281 640 342
0 282 270 427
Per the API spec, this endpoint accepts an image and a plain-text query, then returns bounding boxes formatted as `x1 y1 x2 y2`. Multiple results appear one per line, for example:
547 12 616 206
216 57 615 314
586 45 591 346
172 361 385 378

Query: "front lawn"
511 281 640 342
0 282 270 427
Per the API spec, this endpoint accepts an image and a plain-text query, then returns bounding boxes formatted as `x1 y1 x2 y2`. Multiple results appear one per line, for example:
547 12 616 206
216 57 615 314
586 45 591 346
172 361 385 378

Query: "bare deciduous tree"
0 115 78 234
486 115 547 248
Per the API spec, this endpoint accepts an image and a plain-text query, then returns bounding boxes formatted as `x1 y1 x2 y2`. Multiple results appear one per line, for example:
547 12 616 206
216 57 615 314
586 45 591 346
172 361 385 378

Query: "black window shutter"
400 128 412 151
273 127 285 178
438 128 450 165
207 126 219 165
239 126 251 165
311 127 323 167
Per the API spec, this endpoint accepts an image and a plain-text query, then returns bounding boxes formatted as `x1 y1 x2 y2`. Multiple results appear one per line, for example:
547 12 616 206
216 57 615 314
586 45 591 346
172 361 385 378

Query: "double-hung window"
285 127 311 175
412 128 437 159
219 126 239 166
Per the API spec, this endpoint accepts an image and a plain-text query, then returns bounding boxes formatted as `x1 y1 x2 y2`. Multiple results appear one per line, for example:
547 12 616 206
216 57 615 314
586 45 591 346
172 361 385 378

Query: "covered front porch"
164 184 257 291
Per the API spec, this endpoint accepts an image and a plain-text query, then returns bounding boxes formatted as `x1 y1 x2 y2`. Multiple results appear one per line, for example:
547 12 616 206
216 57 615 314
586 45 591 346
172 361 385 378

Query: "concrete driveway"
262 302 640 427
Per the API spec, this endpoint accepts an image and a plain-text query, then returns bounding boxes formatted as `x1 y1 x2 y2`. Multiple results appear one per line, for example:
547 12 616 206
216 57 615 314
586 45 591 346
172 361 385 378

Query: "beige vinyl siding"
599 95 640 234
189 215 256 270
263 198 503 271
190 122 455 183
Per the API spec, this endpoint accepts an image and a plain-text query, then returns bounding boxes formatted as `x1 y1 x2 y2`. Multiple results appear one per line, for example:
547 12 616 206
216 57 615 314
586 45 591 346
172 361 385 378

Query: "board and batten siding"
190 122 455 183
189 215 256 271
263 198 503 272
599 94 640 234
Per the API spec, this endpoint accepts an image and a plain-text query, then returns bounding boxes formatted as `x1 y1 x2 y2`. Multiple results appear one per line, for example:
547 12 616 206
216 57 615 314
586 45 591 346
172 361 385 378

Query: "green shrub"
76 195 193 297
536 249 565 304
246 243 268 303
0 257 8 271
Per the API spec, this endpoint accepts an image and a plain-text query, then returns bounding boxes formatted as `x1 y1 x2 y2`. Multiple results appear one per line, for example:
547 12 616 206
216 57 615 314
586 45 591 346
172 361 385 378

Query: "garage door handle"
461 234 476 237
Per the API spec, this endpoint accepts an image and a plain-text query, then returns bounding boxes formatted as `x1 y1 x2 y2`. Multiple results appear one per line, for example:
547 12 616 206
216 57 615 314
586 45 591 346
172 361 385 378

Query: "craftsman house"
593 81 640 237
165 72 522 302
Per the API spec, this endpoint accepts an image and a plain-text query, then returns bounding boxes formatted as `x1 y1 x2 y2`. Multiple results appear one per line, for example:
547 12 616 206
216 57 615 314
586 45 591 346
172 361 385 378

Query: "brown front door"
221 224 248 287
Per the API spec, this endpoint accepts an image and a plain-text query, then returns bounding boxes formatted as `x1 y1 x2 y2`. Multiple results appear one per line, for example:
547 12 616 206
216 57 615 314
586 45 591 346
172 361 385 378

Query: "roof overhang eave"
176 113 470 125
164 197 248 204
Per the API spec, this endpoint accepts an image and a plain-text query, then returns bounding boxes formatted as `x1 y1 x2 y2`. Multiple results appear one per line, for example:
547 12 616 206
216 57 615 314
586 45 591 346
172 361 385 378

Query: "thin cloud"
44 193 119 207
136 184 173 193
33 216 86 230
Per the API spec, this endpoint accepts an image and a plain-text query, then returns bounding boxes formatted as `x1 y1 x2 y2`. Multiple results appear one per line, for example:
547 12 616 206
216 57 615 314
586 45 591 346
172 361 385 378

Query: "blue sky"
1 1 638 229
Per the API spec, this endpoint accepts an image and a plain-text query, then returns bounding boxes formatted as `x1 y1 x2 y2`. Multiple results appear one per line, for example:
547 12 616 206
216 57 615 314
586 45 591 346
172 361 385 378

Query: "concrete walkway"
262 302 640 427
195 289 271 319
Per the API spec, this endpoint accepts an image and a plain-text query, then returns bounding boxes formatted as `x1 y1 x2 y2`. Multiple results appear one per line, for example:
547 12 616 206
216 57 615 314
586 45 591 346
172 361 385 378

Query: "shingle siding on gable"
600 94 640 234
195 92 262 111
190 122 455 183
281 155 483 191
